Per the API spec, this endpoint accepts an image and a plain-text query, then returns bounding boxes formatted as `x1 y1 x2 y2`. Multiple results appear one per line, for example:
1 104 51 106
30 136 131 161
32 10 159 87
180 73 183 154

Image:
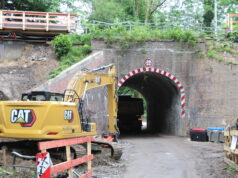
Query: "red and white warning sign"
144 58 154 67
36 152 52 178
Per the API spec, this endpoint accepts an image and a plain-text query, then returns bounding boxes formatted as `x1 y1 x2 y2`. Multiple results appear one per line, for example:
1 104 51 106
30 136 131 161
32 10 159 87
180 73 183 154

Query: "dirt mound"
0 43 59 99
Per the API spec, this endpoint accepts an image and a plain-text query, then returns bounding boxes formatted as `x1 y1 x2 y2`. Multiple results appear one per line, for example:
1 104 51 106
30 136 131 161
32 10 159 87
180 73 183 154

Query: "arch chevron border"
117 67 186 117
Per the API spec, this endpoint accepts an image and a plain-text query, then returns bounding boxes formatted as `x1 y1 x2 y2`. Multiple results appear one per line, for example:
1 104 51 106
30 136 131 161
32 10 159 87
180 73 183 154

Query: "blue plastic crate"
207 127 224 131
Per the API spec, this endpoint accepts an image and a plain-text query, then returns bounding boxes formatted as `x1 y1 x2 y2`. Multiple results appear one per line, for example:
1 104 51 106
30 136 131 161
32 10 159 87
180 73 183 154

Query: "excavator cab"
21 91 64 101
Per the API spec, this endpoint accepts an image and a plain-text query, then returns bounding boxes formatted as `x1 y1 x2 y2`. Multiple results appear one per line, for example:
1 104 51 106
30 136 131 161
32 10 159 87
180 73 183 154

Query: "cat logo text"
64 110 74 123
11 109 36 127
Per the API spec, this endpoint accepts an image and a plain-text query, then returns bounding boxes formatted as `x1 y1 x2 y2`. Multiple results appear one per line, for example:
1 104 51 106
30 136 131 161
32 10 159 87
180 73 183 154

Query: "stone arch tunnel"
118 68 185 135
36 40 238 136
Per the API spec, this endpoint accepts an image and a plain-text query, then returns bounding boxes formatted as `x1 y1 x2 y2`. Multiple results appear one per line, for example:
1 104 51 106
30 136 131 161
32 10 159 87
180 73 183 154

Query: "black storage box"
190 129 208 142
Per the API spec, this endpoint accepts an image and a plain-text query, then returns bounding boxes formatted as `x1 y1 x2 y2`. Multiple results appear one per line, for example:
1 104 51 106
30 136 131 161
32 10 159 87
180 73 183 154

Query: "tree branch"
150 0 167 15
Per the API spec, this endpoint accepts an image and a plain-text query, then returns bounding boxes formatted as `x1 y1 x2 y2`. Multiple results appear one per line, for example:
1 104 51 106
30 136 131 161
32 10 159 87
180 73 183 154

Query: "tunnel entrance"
118 68 186 135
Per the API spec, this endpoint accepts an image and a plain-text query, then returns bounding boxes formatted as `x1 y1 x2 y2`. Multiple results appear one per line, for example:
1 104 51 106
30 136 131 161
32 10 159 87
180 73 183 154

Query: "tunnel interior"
119 72 181 135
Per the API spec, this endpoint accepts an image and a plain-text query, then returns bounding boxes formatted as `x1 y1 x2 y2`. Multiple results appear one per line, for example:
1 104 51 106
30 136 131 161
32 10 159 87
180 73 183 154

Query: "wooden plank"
23 12 25 30
3 21 23 24
80 170 93 178
46 13 49 31
38 137 94 150
2 146 7 168
224 131 230 136
87 142 92 171
48 23 68 26
230 130 238 136
3 16 24 19
25 17 47 21
66 146 73 178
25 22 47 25
224 145 238 154
229 14 238 17
0 11 2 29
51 155 93 175
67 14 71 32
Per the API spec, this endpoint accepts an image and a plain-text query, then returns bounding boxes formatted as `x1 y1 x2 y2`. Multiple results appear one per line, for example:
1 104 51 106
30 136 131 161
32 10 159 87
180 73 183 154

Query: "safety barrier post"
87 141 92 171
46 13 49 31
230 15 233 31
22 12 25 30
0 10 2 29
66 145 73 178
2 146 7 168
36 136 94 178
67 14 71 32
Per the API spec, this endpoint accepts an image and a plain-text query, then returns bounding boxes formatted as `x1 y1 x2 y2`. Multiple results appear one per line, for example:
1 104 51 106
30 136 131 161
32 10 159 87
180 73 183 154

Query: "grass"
227 164 236 173
90 26 198 48
206 40 238 64
50 34 92 78
0 167 36 178
0 167 14 177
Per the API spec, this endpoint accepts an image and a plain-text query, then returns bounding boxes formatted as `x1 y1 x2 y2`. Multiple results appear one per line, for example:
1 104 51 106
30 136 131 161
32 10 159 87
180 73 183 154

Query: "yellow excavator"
0 64 122 168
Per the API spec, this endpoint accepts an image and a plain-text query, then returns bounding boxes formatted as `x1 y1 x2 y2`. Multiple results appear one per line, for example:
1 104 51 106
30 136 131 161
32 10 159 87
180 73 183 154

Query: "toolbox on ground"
207 127 224 143
190 128 208 142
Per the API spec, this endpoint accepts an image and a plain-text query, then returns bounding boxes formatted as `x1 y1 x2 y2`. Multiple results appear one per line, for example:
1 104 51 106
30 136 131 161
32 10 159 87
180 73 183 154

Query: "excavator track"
71 144 87 158
92 140 123 160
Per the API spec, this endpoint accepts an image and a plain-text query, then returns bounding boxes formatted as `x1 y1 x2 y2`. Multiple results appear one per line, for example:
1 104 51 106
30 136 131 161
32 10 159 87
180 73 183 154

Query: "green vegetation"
88 0 166 23
52 34 72 59
207 49 215 58
50 34 92 78
226 32 238 43
117 86 139 98
0 167 14 177
0 0 61 12
206 41 238 64
91 26 197 47
0 167 35 178
227 164 236 173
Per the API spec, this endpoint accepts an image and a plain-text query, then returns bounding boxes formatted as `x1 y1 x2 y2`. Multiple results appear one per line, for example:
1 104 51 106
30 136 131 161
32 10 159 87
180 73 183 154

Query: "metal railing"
79 20 228 40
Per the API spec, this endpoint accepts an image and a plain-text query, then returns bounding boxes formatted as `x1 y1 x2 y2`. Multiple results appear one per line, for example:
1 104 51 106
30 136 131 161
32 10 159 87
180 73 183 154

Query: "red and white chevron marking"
36 152 52 178
118 67 186 117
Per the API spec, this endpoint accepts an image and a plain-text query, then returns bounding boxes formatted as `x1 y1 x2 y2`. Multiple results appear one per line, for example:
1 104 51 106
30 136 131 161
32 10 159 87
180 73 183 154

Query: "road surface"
120 135 230 178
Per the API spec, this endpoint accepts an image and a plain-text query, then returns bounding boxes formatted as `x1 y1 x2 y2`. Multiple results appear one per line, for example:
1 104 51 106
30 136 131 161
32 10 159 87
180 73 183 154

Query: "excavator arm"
64 64 122 160
64 64 118 135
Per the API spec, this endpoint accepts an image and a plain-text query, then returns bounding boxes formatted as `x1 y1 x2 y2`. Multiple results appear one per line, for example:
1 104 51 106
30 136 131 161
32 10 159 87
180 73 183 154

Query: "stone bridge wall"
36 40 238 135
